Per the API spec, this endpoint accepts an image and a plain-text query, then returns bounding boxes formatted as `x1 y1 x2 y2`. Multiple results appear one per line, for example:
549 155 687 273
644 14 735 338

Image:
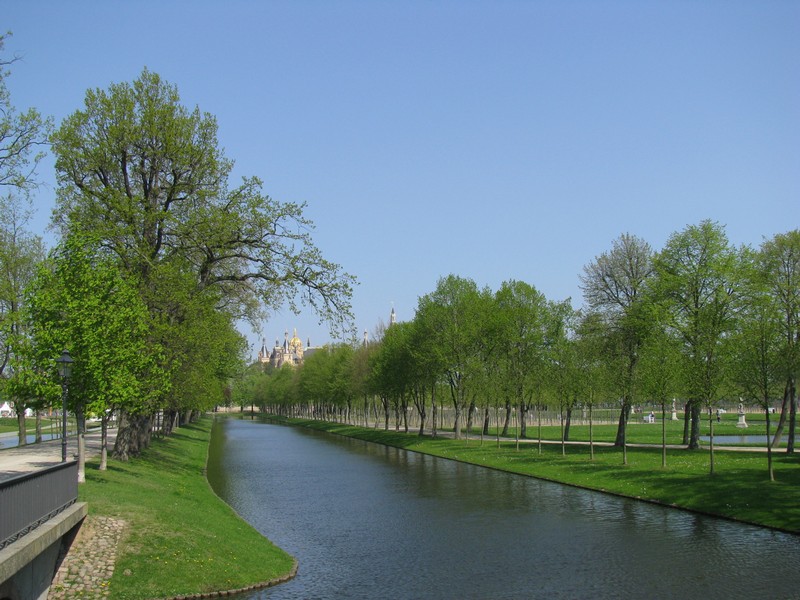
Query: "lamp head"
56 350 74 379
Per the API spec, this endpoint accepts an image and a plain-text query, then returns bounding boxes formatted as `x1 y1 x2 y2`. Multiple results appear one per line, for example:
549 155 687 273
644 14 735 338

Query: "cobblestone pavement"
48 515 126 599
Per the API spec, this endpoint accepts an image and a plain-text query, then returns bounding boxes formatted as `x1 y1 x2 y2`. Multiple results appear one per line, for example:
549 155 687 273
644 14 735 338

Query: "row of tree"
0 38 354 475
248 222 799 480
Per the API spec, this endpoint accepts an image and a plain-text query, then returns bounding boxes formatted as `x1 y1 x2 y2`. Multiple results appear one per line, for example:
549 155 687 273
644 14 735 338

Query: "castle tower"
258 338 269 363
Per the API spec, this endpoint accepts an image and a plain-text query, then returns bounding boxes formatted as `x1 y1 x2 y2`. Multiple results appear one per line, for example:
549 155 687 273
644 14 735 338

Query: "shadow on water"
208 418 800 600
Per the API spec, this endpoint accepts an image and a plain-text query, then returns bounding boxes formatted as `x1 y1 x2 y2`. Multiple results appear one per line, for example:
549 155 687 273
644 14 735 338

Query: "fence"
0 461 78 550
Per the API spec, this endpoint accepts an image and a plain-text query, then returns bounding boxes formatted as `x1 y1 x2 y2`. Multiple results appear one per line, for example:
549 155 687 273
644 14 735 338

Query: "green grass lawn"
286 417 800 534
0 416 62 435
443 410 785 446
79 417 295 599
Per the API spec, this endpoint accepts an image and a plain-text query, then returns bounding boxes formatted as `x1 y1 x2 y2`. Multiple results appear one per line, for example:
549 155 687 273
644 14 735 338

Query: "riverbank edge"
273 416 799 536
153 418 301 600
72 418 299 599
156 562 299 600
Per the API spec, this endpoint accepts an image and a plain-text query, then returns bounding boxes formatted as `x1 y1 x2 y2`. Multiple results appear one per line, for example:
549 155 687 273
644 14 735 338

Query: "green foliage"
652 220 741 406
50 68 354 334
35 67 356 453
493 280 552 410
22 234 159 416
0 195 45 412
580 233 654 409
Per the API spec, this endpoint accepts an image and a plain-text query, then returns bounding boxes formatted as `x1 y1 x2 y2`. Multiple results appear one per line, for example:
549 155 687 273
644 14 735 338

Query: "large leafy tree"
730 262 782 480
0 195 45 444
580 233 653 452
652 220 741 458
0 33 50 442
574 310 615 461
758 230 800 453
23 234 159 473
493 280 550 441
415 275 489 439
369 322 414 431
50 69 354 456
50 69 353 328
635 304 682 468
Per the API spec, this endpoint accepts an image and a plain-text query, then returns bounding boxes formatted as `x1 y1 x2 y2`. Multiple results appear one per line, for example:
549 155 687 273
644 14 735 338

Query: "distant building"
258 329 321 368
363 306 397 347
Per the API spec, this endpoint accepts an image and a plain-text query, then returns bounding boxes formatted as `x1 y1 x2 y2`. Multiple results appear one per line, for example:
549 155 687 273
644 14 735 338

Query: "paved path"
0 428 116 481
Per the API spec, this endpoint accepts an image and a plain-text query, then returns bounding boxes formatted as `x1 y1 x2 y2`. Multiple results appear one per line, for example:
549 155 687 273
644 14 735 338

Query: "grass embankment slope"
79 417 295 600
286 418 800 534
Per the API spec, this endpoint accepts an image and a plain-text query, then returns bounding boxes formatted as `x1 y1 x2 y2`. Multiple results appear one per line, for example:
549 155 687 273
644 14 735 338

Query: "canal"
207 418 800 599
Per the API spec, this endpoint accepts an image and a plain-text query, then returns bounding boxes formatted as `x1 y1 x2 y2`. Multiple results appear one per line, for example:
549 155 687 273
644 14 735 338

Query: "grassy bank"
282 417 800 533
79 417 295 599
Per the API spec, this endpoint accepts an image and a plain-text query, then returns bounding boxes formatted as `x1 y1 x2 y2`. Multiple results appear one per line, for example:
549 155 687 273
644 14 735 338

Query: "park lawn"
288 418 800 533
0 416 61 435
79 417 295 600
458 412 783 446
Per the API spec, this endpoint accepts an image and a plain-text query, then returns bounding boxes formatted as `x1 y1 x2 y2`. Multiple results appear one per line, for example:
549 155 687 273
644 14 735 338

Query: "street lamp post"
56 350 74 462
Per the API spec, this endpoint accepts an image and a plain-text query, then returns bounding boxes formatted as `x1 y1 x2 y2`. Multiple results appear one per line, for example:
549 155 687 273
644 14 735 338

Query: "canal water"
0 431 62 449
208 418 800 600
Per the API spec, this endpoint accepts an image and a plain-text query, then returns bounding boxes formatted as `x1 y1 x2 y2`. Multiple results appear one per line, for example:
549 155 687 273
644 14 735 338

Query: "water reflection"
0 432 61 449
208 419 800 600
701 434 796 445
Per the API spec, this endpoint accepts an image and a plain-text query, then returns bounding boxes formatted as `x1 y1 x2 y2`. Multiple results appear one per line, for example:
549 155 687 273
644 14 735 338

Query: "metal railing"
0 461 78 550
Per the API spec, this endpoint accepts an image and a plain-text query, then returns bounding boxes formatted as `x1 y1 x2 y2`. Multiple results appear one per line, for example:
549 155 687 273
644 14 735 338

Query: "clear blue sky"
5 1 799 357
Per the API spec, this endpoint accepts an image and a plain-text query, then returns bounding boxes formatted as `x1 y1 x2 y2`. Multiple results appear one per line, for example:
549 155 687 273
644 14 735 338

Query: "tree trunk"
787 377 796 454
682 401 691 445
466 398 476 434
772 382 789 446
537 402 543 455
138 414 153 450
688 401 702 450
76 404 86 484
453 400 462 440
613 402 630 447
708 406 715 475
661 399 667 468
430 384 437 438
501 399 511 436
35 411 42 443
482 407 490 436
16 405 26 447
113 411 134 461
564 406 573 441
382 396 390 431
100 415 108 471
519 401 529 439
765 406 774 482
113 411 150 460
